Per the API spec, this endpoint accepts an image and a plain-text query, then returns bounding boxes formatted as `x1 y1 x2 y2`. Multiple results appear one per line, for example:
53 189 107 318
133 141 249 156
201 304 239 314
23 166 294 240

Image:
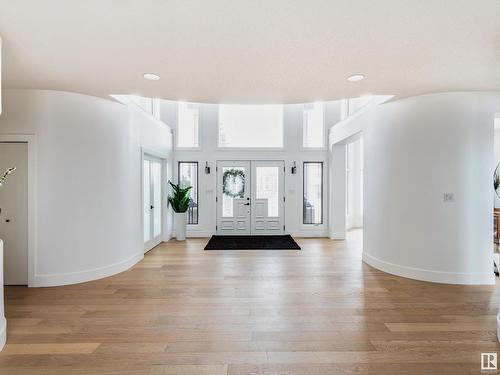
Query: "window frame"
302 102 327 150
177 161 199 225
175 102 201 150
302 161 324 225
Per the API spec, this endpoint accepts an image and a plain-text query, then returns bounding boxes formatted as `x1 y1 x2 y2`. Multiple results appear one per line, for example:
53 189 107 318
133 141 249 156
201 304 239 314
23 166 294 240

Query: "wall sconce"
291 161 297 174
205 161 211 174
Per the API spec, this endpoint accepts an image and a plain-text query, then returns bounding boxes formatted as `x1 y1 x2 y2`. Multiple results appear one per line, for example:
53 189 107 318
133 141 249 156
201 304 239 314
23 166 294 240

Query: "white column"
329 143 347 239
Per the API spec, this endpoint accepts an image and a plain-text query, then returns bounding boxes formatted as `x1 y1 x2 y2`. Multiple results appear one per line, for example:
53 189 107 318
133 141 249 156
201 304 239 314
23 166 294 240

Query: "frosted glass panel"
222 167 246 217
303 162 323 224
303 102 324 147
218 105 283 147
256 167 279 217
143 160 151 242
152 161 162 237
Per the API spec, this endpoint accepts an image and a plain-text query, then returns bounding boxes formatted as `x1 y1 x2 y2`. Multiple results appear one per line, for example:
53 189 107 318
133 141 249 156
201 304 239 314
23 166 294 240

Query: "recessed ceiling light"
347 74 365 82
143 73 160 81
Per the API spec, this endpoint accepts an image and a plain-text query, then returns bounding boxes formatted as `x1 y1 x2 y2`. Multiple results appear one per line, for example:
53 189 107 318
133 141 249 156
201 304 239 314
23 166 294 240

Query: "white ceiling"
0 0 499 104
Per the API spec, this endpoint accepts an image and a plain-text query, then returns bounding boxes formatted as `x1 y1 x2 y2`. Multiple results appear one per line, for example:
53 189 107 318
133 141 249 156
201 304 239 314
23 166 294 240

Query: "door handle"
243 203 250 206
5 219 10 223
150 205 154 209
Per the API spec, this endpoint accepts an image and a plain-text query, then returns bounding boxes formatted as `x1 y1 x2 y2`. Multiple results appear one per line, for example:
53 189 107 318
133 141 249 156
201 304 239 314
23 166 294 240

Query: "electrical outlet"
443 193 455 202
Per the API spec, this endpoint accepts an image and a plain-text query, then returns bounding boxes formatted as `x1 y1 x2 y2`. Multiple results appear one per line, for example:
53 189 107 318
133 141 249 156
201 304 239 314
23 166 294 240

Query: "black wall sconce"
291 161 297 174
205 161 211 174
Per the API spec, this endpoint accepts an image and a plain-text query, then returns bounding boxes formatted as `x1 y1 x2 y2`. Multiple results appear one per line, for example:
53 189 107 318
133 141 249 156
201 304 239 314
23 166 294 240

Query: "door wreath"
222 169 245 198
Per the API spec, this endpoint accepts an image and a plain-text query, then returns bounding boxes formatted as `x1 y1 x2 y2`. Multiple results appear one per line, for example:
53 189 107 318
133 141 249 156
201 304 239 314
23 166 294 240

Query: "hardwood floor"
0 230 498 374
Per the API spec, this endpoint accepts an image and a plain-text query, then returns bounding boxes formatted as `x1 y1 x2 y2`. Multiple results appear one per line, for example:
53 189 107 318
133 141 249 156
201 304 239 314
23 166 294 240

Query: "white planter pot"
174 212 187 241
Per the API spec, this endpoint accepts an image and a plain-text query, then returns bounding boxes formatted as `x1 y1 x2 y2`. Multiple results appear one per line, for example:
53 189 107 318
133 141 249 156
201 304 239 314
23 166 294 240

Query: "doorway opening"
216 160 285 235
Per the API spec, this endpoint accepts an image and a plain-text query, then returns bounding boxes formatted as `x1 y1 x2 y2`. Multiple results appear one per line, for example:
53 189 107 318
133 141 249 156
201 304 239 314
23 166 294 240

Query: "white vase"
174 212 187 241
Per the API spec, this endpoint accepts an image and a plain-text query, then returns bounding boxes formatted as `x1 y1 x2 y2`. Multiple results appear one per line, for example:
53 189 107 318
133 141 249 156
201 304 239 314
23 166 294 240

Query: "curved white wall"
360 92 500 285
0 89 172 286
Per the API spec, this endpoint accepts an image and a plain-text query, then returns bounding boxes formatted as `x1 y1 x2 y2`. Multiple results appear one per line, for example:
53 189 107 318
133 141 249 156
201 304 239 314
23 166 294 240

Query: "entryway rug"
204 235 301 250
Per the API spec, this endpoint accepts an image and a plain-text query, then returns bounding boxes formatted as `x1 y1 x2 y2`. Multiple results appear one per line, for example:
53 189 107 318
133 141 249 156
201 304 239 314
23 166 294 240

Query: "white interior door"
251 161 285 234
216 161 251 235
0 142 28 285
144 155 163 252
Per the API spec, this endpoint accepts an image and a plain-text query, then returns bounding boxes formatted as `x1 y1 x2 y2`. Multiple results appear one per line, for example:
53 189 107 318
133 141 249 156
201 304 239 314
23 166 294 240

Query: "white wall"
163 101 340 237
494 119 500 207
333 91 499 285
0 37 5 351
346 138 363 229
0 89 172 286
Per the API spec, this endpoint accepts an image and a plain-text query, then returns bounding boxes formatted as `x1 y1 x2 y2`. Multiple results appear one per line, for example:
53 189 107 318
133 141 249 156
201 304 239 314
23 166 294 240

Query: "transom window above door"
218 105 284 148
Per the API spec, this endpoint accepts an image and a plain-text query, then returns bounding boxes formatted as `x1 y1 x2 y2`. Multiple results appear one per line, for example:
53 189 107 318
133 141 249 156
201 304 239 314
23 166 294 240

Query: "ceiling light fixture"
143 73 160 81
347 74 365 82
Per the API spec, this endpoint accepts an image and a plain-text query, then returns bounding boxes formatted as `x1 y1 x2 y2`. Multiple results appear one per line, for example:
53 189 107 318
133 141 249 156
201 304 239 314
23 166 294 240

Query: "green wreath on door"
222 169 245 198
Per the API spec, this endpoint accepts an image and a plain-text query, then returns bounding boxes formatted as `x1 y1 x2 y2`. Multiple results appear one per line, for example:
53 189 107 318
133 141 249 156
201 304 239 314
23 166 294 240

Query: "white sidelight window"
178 162 199 224
303 162 323 225
218 104 283 148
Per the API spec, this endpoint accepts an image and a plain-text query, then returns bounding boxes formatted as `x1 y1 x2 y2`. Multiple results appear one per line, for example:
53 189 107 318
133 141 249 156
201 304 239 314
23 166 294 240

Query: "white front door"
216 160 285 235
143 155 163 252
0 142 28 285
251 161 285 235
216 161 251 235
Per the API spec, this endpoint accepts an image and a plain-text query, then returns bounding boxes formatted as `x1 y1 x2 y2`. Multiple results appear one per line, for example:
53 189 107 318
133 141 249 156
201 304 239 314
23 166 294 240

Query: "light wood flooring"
0 230 499 374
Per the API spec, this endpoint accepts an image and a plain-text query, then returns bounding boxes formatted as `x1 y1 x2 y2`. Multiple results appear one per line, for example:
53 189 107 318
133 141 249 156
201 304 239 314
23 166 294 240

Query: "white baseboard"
186 230 212 238
329 232 346 240
32 252 144 287
0 317 6 351
289 230 329 238
362 252 494 285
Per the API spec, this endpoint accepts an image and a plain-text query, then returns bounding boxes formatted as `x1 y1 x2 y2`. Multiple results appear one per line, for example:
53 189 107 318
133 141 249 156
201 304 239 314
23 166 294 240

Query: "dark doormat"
204 235 301 250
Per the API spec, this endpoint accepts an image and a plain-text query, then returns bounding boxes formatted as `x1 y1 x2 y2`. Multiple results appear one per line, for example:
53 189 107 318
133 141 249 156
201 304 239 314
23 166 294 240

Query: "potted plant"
167 181 192 241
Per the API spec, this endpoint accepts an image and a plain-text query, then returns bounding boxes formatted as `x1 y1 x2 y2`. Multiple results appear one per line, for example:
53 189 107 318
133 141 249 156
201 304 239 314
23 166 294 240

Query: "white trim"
289 230 329 238
0 317 6 351
0 134 37 287
32 252 143 287
329 232 346 240
186 230 212 238
362 252 495 285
